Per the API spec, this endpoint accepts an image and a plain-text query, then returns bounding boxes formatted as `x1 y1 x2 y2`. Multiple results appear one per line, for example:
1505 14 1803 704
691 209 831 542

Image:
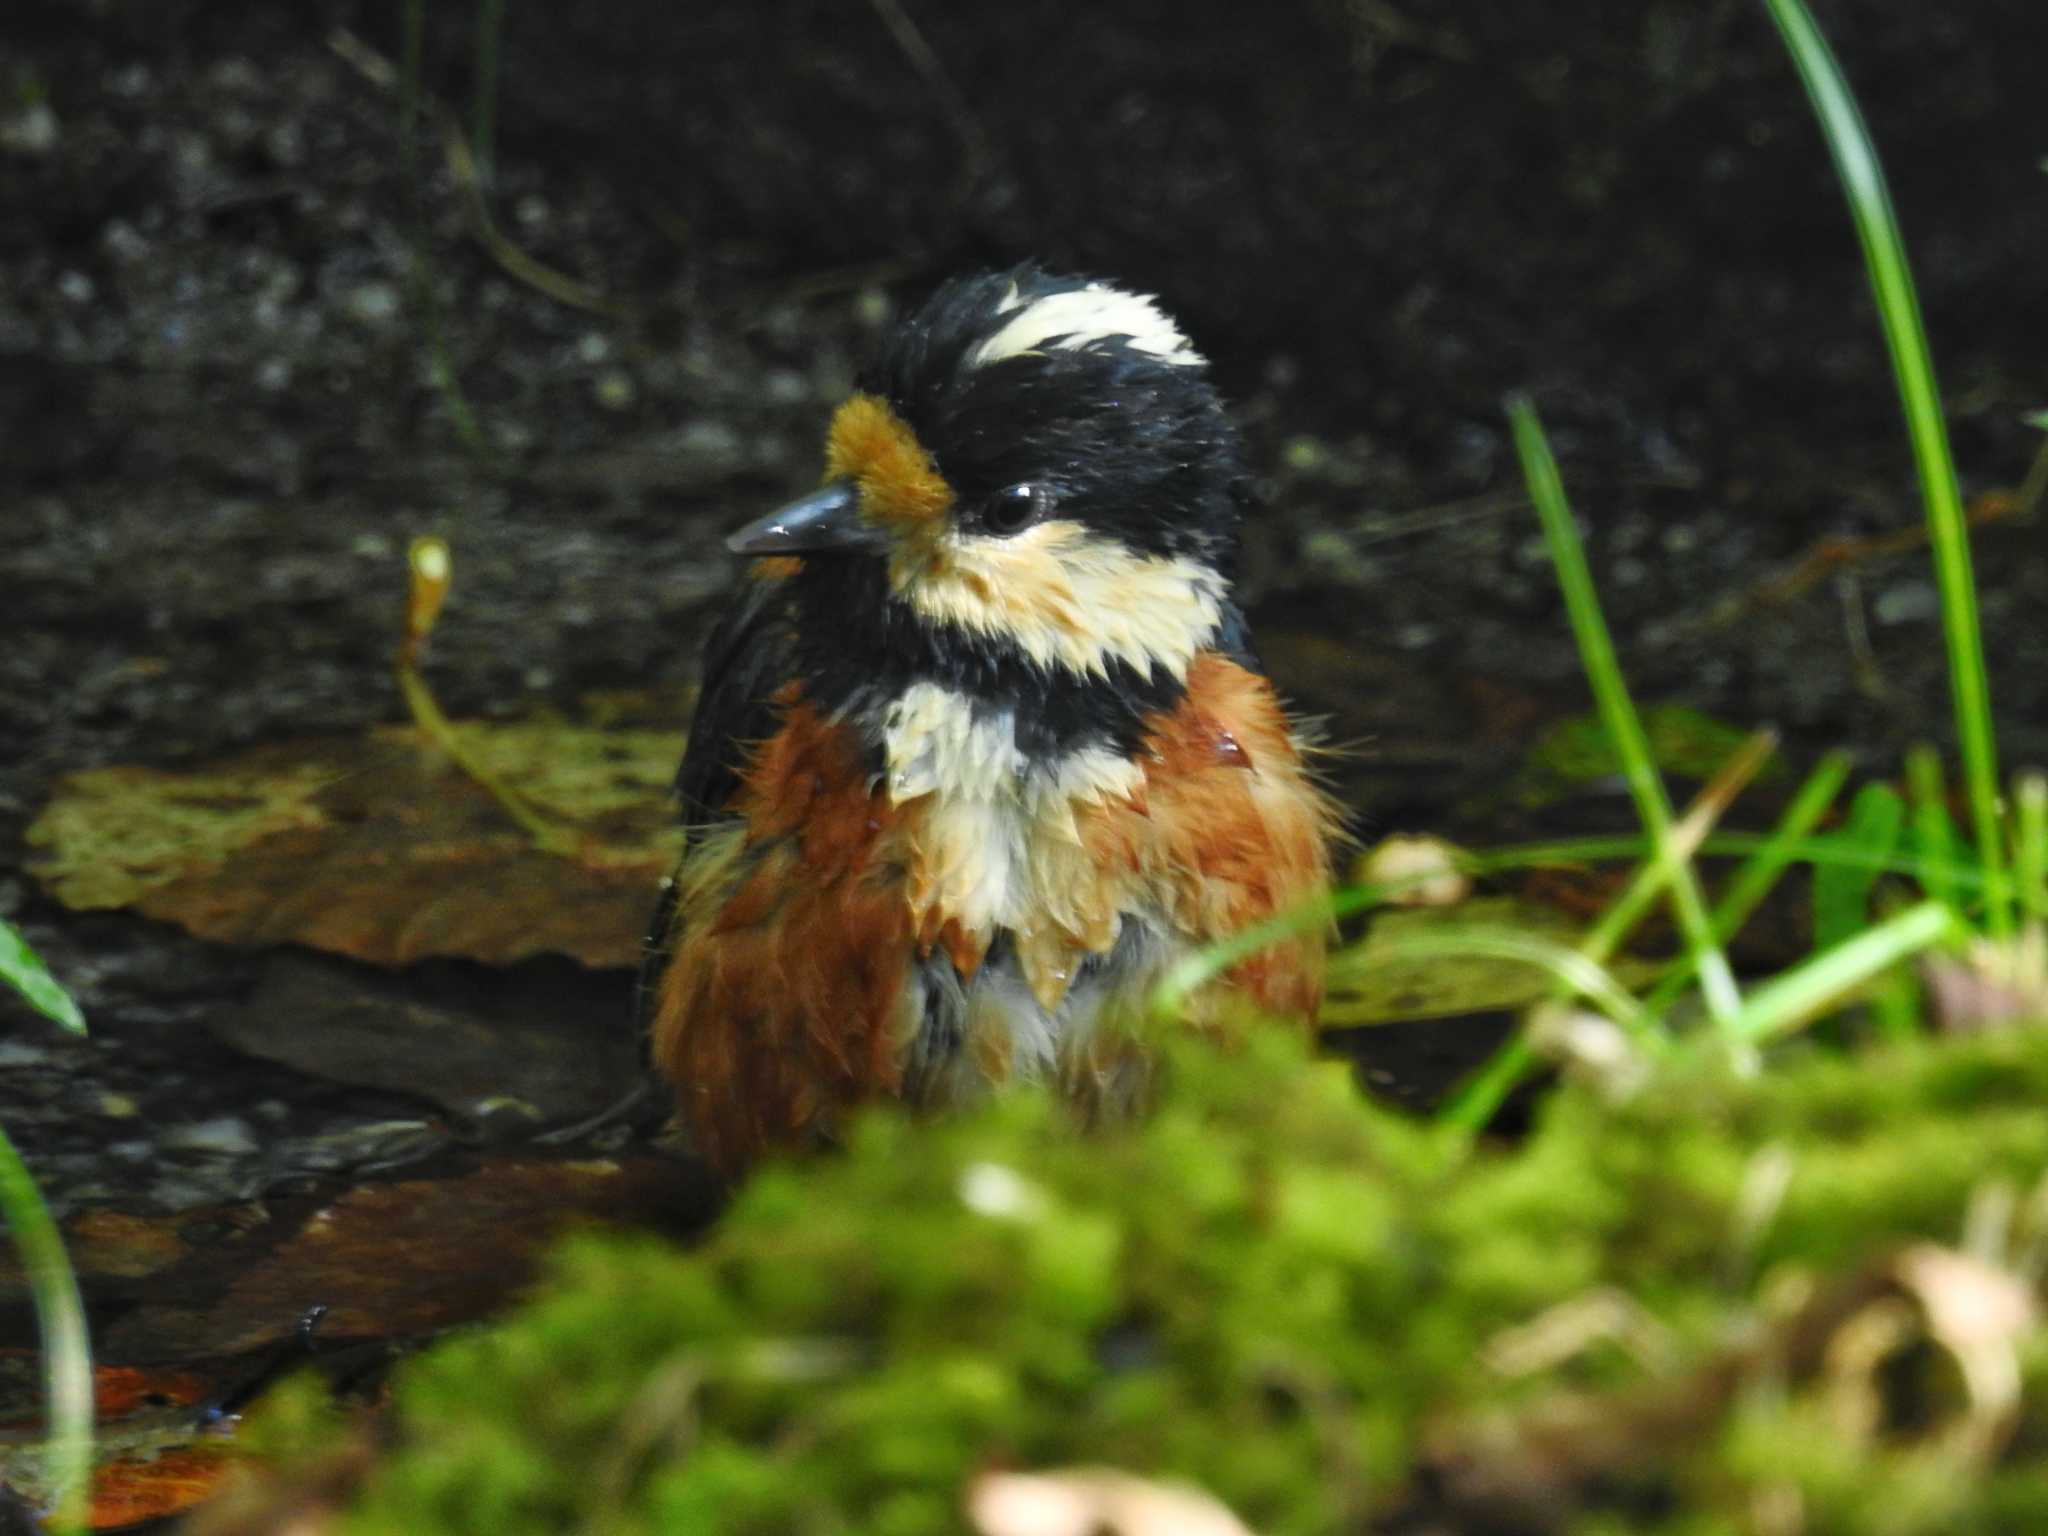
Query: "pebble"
764 368 811 405
0 102 59 156
344 282 402 329
101 219 150 263
158 1115 260 1156
1874 580 1940 626
0 1040 48 1069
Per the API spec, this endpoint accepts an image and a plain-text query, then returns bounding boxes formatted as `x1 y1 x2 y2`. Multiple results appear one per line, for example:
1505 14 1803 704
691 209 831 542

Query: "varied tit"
641 266 1338 1174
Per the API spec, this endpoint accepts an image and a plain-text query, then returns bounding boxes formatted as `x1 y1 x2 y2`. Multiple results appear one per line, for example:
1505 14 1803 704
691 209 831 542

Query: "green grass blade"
1434 1033 1537 1144
1759 0 2009 938
1507 395 1742 1030
1905 745 1963 913
1150 887 1355 1024
1732 899 1959 1044
2015 771 2046 924
0 1125 92 1533
1 918 85 1035
1811 781 1905 949
1330 925 1653 1039
1643 749 1851 1015
1411 926 1657 1144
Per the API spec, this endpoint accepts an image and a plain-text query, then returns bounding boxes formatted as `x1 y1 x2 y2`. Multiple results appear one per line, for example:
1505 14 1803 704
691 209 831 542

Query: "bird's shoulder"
673 557 808 827
638 557 810 1052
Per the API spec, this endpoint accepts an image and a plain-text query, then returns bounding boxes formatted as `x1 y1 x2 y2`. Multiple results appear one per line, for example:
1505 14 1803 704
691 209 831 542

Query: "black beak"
725 480 882 556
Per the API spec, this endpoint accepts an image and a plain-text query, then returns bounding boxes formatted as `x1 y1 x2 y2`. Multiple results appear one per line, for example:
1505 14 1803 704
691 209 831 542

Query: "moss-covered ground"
226 1022 2048 1534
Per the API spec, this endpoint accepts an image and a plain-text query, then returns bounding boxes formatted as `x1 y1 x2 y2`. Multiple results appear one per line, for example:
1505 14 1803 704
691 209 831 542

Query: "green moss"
235 1027 2048 1534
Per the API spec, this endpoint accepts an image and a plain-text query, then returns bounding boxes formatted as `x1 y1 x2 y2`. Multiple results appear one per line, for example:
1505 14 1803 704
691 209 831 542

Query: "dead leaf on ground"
98 1154 709 1363
1418 1240 2040 1528
0 1357 238 1528
27 711 687 969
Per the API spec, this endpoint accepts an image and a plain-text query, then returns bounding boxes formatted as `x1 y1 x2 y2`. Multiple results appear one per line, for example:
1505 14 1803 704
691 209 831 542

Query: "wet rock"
210 951 644 1143
0 101 59 156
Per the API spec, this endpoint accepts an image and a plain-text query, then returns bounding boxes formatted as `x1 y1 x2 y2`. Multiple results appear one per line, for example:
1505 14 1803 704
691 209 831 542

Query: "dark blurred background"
5 1 2044 794
0 0 2043 1210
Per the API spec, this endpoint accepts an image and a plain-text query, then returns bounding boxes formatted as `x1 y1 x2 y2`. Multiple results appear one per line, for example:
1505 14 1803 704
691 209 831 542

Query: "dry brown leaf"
1821 1242 2035 1461
1419 1240 2040 1528
97 1155 706 1363
28 714 686 969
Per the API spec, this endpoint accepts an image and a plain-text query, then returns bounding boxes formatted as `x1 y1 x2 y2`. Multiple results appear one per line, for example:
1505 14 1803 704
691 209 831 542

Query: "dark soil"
0 0 2043 1361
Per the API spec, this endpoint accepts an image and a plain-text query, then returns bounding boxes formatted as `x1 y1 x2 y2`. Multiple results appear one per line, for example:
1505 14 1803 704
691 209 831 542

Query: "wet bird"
641 267 1338 1174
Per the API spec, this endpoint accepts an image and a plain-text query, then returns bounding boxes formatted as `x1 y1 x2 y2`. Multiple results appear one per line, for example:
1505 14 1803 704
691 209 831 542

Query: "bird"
640 266 1339 1175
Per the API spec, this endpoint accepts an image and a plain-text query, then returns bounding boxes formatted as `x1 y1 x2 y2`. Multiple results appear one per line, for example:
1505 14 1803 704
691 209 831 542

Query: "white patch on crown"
892 519 1224 683
969 280 1204 370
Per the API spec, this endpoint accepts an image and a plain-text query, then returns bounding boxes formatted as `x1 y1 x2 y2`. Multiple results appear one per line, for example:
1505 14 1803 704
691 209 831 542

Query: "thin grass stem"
1507 396 1743 1029
1642 750 1852 1015
0 1127 91 1534
1434 1036 1536 1144
1423 743 1776 1140
1905 745 1961 914
1149 887 1357 1023
2015 428 2048 522
1730 899 1959 1043
1328 926 1652 1039
398 0 489 461
2015 771 2046 924
1870 968 1919 1046
472 0 504 187
1759 0 2009 938
399 0 424 191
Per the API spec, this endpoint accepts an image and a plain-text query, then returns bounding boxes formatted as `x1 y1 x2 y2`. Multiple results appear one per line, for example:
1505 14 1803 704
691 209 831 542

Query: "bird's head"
728 267 1249 691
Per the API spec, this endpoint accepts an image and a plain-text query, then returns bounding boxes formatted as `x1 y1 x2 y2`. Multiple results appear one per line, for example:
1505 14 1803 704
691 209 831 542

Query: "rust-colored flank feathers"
652 693 915 1167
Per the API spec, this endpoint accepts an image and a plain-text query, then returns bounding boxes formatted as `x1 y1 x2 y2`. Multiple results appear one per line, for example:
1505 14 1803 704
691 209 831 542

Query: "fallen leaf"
0 1359 235 1528
28 711 687 969
87 1440 243 1528
98 1155 711 1362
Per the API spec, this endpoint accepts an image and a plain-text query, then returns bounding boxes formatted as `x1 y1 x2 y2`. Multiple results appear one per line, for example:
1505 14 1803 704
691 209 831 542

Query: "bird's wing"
674 563 805 826
636 562 803 1045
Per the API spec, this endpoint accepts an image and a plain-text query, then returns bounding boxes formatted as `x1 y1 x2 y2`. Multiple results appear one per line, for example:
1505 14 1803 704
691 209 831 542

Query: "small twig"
1752 492 2021 609
866 0 992 192
1832 569 1890 702
1343 0 1472 64
2014 430 2048 522
395 538 577 855
328 26 631 321
472 0 506 188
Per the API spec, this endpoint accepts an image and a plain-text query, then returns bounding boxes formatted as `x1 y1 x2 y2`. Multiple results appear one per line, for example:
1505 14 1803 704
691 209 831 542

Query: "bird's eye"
983 482 1053 536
